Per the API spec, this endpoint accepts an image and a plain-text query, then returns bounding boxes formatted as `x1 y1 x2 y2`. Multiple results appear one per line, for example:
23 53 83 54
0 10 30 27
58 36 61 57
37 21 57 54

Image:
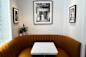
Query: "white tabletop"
31 42 58 55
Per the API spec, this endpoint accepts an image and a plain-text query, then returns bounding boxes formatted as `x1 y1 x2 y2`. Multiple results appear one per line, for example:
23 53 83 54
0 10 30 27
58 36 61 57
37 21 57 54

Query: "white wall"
11 0 19 38
63 0 83 42
16 0 64 35
63 0 86 57
0 0 1 43
0 0 12 45
83 0 86 56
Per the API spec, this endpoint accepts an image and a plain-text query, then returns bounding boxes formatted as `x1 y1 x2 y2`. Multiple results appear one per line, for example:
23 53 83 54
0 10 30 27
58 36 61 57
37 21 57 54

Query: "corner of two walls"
63 0 85 43
63 0 81 42
63 0 86 57
11 0 19 38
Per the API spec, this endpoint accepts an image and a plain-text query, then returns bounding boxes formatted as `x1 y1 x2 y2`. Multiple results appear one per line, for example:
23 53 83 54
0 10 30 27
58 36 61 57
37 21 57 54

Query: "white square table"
31 42 58 57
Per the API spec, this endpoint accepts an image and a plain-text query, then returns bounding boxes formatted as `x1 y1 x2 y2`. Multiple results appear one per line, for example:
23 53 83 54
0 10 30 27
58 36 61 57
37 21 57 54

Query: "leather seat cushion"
18 48 32 57
18 48 69 57
56 48 69 57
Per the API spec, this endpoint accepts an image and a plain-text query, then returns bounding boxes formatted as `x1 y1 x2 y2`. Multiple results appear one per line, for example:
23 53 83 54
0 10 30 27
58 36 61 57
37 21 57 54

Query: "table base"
32 55 56 57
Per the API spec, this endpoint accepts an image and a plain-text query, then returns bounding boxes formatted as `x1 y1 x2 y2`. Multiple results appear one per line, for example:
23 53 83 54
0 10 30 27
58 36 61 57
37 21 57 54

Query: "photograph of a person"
33 0 53 24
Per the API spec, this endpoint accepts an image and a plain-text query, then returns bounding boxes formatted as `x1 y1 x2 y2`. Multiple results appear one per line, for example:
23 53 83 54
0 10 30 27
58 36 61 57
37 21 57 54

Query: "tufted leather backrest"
0 35 81 57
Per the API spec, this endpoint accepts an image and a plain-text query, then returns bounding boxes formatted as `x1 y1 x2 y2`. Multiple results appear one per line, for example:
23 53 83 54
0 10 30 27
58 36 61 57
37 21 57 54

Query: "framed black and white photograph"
69 5 77 23
33 0 53 25
13 8 19 24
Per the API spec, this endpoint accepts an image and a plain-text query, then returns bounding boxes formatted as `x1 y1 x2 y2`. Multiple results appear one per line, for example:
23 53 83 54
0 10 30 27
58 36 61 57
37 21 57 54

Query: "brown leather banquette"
0 35 81 57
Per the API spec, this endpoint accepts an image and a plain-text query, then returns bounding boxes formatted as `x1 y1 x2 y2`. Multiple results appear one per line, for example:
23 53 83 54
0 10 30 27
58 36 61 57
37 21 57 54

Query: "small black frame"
69 5 77 23
13 8 19 24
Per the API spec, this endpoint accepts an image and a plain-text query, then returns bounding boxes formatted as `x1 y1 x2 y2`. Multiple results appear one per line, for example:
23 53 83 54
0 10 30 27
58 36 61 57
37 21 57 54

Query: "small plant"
18 24 28 35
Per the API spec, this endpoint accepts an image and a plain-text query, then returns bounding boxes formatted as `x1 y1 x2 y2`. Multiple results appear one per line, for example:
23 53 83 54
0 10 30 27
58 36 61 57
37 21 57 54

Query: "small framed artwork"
69 5 77 23
33 0 53 25
13 8 19 24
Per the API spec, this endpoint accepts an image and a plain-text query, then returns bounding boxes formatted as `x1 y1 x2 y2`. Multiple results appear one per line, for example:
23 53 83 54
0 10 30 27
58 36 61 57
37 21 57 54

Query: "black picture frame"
13 8 19 24
69 5 77 23
33 0 53 25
